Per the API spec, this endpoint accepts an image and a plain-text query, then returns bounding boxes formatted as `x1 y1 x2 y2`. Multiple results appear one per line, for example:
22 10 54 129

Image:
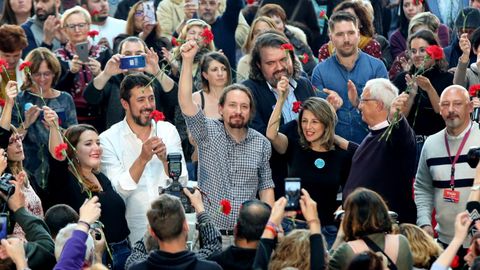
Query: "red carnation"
19 61 32 72
54 143 68 160
87 30 99 39
172 37 179 47
292 101 302 113
413 0 423 5
150 110 165 122
450 255 459 268
0 98 5 107
0 59 8 70
299 53 309 64
200 28 214 45
425 45 443 60
219 199 231 215
280 43 294 51
469 84 480 97
246 0 255 4
319 10 327 19
90 9 100 16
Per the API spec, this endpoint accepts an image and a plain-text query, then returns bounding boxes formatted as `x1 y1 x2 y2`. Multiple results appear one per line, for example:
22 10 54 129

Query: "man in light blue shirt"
312 11 388 144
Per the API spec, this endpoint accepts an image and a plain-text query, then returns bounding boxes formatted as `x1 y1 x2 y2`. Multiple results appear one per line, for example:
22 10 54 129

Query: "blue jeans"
108 238 131 270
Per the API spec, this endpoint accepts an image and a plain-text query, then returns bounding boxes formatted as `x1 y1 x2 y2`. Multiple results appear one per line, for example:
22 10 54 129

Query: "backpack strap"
362 236 398 270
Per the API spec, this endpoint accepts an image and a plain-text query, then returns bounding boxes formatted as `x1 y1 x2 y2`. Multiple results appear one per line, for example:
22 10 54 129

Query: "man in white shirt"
99 73 187 243
80 0 126 49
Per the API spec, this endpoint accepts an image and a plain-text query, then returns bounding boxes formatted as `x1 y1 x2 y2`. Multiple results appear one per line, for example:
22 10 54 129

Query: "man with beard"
21 0 64 58
178 39 275 246
80 0 126 49
415 85 480 258
241 30 316 198
84 36 176 130
312 12 388 144
98 72 187 243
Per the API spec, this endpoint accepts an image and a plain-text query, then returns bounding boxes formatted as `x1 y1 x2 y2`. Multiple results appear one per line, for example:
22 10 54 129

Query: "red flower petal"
200 28 214 45
150 110 165 122
19 61 32 71
450 255 459 268
246 0 255 4
300 53 309 64
0 98 5 107
425 45 443 60
469 84 480 97
220 199 231 215
90 10 100 16
319 10 326 18
54 143 68 160
0 59 8 70
87 30 99 38
292 101 302 113
280 43 294 51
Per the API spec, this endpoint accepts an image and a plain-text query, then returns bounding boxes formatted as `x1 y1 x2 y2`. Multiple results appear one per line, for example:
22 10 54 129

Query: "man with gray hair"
415 85 480 254
339 78 417 223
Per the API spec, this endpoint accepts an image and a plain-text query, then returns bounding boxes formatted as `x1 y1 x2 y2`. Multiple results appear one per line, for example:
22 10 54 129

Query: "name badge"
443 189 460 203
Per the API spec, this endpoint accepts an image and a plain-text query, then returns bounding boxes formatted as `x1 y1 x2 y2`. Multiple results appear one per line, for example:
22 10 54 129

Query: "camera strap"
444 122 473 190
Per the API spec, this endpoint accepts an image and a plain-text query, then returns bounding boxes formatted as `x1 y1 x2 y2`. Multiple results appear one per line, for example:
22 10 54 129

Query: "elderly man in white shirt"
99 73 187 243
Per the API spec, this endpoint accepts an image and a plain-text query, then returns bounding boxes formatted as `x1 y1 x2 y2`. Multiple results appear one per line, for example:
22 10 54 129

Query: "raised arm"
0 81 18 130
178 40 200 117
266 76 289 154
44 106 64 161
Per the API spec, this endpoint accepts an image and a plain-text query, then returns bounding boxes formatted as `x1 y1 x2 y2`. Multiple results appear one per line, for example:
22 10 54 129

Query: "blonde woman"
399 223 443 269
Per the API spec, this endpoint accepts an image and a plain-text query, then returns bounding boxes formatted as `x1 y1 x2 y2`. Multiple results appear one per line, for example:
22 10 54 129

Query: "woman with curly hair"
399 223 443 269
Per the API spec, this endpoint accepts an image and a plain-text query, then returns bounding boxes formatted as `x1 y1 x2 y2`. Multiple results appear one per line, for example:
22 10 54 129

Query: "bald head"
439 85 473 136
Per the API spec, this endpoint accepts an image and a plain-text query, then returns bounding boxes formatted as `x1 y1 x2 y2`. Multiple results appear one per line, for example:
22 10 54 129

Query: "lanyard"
444 123 473 190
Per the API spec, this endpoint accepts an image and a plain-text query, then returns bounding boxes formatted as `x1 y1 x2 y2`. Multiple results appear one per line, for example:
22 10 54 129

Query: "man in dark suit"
241 31 316 198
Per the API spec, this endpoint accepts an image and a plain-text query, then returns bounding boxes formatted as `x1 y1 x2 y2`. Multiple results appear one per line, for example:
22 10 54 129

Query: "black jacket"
129 250 222 270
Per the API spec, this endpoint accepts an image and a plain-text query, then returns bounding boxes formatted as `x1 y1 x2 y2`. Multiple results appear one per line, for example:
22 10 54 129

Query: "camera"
158 153 195 213
0 173 15 197
468 147 480 168
90 221 102 241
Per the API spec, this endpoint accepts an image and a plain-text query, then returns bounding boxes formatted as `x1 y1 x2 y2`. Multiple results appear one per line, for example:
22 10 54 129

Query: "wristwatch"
471 184 480 191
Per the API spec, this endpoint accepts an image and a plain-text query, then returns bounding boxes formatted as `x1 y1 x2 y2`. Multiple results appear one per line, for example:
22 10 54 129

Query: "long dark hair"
398 0 430 38
64 124 101 193
199 52 232 93
407 29 448 73
0 0 34 25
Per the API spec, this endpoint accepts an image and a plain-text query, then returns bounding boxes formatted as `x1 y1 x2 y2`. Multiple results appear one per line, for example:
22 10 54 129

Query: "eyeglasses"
32 71 54 79
64 23 89 30
8 134 24 144
359 98 378 103
134 10 144 17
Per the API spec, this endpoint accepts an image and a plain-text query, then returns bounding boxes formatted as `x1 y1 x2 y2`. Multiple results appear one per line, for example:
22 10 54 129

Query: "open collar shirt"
185 109 274 230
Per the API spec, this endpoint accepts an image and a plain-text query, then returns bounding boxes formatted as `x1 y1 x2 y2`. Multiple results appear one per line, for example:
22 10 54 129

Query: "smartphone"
75 41 89 63
285 178 301 211
0 213 8 240
119 55 146 69
143 0 156 24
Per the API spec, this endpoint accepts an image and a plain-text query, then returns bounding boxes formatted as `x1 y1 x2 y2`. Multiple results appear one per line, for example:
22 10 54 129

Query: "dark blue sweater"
210 0 243 69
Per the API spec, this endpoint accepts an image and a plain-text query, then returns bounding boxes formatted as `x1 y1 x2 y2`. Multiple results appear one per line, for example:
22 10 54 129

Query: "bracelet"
78 220 91 230
264 225 277 237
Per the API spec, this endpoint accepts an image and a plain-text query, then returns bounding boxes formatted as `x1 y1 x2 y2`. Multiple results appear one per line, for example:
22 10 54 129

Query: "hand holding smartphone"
285 178 301 211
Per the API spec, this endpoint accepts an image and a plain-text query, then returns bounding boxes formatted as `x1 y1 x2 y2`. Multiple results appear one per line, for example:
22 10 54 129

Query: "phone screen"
75 42 89 63
285 178 301 211
0 214 7 240
143 1 156 24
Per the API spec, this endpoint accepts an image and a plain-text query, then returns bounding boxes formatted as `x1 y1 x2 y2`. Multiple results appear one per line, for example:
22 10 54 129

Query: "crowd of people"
1 0 480 269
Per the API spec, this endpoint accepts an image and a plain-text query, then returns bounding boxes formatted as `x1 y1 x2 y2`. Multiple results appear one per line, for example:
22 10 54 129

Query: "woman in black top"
266 77 353 247
45 110 130 270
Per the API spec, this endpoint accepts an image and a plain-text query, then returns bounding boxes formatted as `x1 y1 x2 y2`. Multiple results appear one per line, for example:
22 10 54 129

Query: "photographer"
0 179 56 270
83 36 176 129
53 196 103 270
129 189 222 270
252 189 325 270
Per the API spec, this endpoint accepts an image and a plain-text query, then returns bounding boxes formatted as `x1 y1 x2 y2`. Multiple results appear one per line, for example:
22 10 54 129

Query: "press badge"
443 189 460 203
